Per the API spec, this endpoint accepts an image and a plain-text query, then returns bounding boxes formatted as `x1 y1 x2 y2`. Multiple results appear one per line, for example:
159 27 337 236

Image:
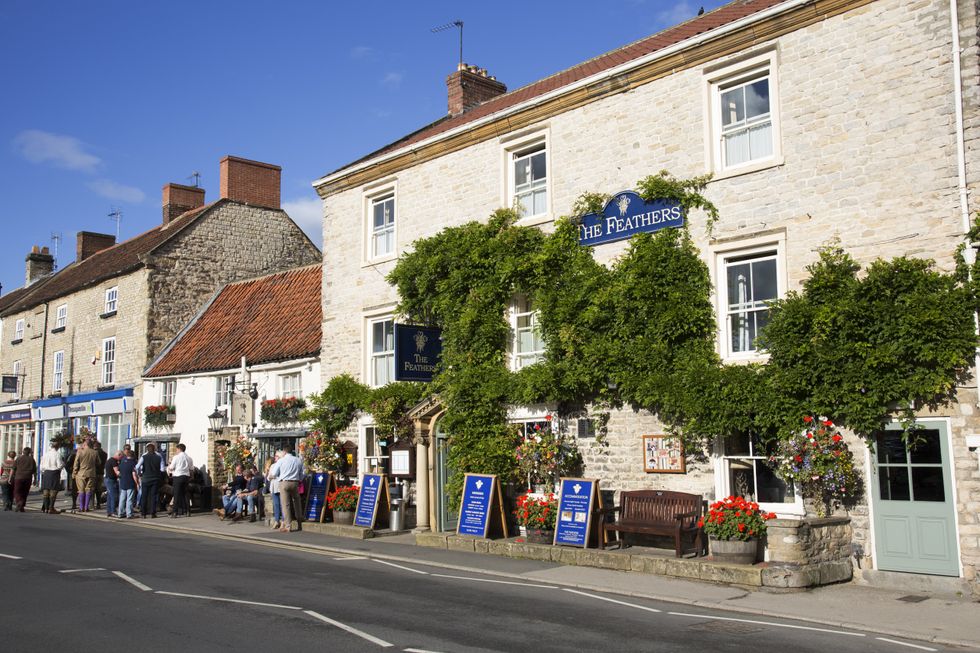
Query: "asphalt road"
0 511 967 652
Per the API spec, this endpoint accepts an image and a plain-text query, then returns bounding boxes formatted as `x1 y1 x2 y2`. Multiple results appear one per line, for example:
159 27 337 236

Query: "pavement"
18 491 980 649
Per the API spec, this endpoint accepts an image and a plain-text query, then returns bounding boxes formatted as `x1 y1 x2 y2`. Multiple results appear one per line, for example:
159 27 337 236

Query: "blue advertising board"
554 477 599 547
457 473 497 537
578 191 684 247
305 473 331 522
394 324 442 382
354 473 386 528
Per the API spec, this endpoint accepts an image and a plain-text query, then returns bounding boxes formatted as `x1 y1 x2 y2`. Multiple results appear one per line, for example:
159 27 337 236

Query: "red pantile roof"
144 264 322 377
323 0 785 178
0 203 215 317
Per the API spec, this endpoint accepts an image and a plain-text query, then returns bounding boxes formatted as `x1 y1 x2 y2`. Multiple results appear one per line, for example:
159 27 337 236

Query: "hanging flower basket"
144 405 175 429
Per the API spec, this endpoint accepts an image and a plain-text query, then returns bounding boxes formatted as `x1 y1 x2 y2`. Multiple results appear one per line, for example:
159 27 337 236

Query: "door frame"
433 420 457 532
865 417 963 577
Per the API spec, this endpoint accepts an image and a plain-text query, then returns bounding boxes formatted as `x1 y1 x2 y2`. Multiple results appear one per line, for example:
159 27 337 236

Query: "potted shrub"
327 485 359 525
144 405 175 429
700 496 776 564
514 492 558 544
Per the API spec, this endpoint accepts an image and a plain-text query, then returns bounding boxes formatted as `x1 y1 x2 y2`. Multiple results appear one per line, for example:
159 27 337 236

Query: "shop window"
98 413 127 457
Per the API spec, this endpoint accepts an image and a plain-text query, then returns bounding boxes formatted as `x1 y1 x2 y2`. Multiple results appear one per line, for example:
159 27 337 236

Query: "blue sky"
0 0 727 296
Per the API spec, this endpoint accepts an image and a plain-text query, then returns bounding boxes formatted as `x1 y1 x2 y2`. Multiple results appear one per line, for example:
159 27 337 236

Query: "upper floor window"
101 338 116 385
215 374 235 407
11 360 21 399
511 143 548 218
161 380 176 406
280 373 302 400
104 286 118 314
706 49 781 176
52 350 64 392
369 318 394 387
13 319 24 341
370 194 395 259
511 296 545 370
55 304 67 329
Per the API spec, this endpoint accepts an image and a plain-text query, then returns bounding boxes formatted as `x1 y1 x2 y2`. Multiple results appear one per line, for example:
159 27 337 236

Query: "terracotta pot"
525 528 555 545
332 510 354 525
709 536 758 565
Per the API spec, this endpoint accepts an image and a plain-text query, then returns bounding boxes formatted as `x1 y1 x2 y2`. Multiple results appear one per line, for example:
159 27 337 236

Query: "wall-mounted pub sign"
394 324 442 383
578 191 684 247
1 376 18 394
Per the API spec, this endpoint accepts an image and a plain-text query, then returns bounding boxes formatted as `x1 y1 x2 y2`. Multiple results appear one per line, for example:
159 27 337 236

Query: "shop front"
32 388 134 455
0 403 33 457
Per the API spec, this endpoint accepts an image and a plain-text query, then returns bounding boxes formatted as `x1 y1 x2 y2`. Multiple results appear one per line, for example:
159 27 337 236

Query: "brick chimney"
162 183 206 224
25 245 54 285
446 63 507 117
76 232 116 262
219 156 281 209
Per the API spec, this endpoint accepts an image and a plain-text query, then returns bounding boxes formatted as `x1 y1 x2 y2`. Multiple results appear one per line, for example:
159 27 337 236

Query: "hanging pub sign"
1 376 18 394
394 324 442 383
354 473 390 528
578 191 684 247
554 477 604 548
457 473 508 539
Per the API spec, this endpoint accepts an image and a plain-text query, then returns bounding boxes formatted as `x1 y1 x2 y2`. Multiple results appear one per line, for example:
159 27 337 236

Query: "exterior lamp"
208 408 227 433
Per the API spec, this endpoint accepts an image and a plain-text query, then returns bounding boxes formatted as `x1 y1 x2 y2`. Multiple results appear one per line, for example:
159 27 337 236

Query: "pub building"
312 0 980 591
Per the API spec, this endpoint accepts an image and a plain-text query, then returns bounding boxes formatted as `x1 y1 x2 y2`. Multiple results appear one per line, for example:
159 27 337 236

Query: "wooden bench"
598 490 704 557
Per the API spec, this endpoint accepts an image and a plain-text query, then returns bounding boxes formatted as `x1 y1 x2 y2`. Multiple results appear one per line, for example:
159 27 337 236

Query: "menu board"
354 473 388 528
456 473 508 539
554 477 601 547
304 472 332 522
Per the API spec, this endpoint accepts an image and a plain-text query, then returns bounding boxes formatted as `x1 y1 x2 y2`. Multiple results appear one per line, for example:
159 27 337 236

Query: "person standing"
270 444 304 533
117 450 138 519
265 452 282 530
1 451 15 511
103 450 121 517
65 445 78 512
39 441 64 514
72 440 99 512
167 443 193 518
11 447 36 512
93 441 108 510
136 444 164 518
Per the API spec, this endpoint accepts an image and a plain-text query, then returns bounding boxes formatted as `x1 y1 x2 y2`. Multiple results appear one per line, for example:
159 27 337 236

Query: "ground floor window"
717 432 801 515
256 436 298 474
0 422 29 456
98 413 129 457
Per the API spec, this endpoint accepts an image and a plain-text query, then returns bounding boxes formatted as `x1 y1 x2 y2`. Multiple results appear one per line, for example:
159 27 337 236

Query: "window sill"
709 157 784 183
516 213 553 228
50 326 66 334
100 311 117 319
47 392 62 399
97 385 115 392
9 339 22 345
362 254 397 268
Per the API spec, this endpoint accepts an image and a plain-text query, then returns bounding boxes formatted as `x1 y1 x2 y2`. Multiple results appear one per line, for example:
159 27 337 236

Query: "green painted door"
871 423 959 576
434 423 458 532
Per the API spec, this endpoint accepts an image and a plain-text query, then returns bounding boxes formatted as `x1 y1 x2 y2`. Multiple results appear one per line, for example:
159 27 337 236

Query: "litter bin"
390 498 405 531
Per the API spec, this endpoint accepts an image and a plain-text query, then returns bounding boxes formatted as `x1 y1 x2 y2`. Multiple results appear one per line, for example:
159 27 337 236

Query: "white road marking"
404 649 445 653
333 556 367 561
373 559 429 575
433 573 557 589
155 591 302 610
562 588 662 613
304 609 393 647
875 638 937 651
59 568 106 573
0 553 22 560
112 571 152 592
667 611 865 637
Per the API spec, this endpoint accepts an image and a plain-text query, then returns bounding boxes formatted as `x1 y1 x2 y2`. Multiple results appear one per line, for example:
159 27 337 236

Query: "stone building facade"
0 155 320 461
313 0 980 590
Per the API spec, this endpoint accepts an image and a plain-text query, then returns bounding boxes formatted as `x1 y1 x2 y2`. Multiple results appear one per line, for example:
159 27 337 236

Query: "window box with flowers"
327 485 359 524
514 492 557 544
700 495 776 564
260 397 307 426
144 405 176 429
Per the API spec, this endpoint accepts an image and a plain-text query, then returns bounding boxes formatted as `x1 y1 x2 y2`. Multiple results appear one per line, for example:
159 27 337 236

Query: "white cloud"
87 179 146 203
282 196 323 249
655 1 700 26
380 72 404 89
350 45 374 59
13 129 101 172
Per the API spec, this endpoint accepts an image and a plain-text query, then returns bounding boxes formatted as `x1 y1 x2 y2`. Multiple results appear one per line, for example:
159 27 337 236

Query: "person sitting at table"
215 464 246 520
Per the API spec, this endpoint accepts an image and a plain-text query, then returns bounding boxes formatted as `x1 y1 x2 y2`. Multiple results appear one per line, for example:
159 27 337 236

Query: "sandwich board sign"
554 477 603 548
456 473 508 539
304 472 337 523
354 473 390 528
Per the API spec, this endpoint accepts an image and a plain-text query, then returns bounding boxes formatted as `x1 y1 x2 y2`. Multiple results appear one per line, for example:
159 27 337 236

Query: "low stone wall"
763 516 853 588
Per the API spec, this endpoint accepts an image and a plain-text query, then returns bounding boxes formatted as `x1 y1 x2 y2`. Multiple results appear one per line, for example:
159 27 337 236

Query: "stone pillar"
414 435 430 532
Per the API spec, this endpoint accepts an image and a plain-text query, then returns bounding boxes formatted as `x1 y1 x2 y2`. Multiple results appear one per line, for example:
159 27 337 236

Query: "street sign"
554 477 603 547
354 473 389 528
457 473 508 539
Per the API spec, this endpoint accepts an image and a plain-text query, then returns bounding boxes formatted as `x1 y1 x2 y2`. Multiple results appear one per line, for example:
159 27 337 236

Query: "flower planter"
709 536 758 565
332 510 354 525
525 528 555 544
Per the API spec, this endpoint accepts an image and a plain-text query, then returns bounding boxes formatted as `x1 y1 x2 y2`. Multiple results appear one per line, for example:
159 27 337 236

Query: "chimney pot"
162 183 206 225
446 63 507 117
76 231 116 263
219 156 281 209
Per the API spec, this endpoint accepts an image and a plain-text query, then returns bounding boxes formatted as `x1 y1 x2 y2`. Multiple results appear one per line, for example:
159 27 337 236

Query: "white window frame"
101 337 116 385
161 380 176 406
713 433 804 519
501 129 551 226
509 295 545 370
359 419 385 476
104 286 118 314
280 372 302 400
704 48 782 179
11 360 21 399
55 304 67 329
214 374 235 407
14 319 24 341
712 232 785 362
363 180 397 265
365 314 395 388
52 350 64 392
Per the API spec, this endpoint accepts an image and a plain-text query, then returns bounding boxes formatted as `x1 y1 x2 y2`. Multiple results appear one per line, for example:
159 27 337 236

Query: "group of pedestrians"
214 445 305 533
1 447 37 512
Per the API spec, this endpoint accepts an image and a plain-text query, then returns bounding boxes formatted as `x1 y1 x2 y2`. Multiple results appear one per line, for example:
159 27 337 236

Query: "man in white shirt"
167 443 193 518
269 445 304 533
39 441 64 514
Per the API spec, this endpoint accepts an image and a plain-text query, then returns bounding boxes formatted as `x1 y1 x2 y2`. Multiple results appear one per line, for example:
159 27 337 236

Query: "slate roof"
0 203 214 317
323 0 784 178
144 264 322 377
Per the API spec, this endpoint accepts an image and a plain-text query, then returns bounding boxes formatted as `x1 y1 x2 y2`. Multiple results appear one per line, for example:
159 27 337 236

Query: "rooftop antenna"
431 19 464 68
187 171 201 188
108 207 122 240
50 232 62 271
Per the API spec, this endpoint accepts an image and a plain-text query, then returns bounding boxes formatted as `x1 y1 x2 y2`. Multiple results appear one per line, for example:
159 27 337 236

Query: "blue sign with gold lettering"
578 191 683 247
394 324 442 383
